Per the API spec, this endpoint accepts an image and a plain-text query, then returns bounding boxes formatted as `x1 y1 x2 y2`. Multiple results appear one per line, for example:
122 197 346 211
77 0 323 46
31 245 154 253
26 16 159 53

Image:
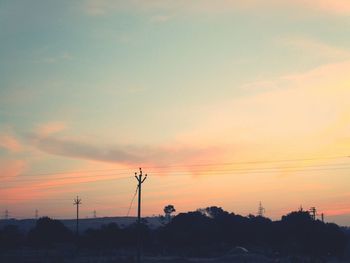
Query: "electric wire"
126 185 138 217
1 155 348 179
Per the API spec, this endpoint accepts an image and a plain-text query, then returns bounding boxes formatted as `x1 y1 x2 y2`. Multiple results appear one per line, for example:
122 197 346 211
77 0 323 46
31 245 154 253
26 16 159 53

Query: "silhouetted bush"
0 225 23 250
83 223 123 248
157 207 347 258
0 208 348 259
82 221 151 249
27 217 74 248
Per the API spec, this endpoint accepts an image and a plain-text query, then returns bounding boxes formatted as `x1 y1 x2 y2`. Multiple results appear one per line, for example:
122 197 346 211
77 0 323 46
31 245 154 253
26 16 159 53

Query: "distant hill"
0 216 163 233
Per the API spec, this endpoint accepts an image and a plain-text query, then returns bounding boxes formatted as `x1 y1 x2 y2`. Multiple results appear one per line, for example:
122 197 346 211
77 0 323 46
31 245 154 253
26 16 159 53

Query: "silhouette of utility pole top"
73 196 82 235
135 168 147 263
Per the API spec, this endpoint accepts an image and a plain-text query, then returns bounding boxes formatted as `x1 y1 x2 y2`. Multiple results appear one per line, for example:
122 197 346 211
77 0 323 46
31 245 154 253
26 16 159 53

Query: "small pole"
73 196 82 235
135 168 147 263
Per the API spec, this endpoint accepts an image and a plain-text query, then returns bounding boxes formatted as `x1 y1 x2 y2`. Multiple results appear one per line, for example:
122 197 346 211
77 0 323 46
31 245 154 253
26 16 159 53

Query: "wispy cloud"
27 132 220 167
38 52 73 64
0 160 27 180
307 0 350 15
36 121 67 137
0 134 22 152
277 36 350 61
176 60 350 163
83 0 350 16
150 14 173 23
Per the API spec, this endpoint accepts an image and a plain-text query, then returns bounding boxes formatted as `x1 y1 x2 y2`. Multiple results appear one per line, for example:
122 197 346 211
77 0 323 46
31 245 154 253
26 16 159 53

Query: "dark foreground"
1 207 349 262
0 249 348 263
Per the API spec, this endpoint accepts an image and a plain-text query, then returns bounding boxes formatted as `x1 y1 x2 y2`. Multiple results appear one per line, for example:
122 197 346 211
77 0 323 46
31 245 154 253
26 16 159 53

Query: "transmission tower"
93 210 97 218
257 202 265 217
35 209 39 219
135 168 147 263
73 196 82 235
309 207 317 220
299 205 304 212
321 213 324 223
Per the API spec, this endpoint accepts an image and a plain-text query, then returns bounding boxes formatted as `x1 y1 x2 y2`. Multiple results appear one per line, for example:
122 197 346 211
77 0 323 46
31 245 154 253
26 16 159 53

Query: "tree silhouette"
0 208 347 259
0 225 23 250
164 204 176 223
27 217 73 248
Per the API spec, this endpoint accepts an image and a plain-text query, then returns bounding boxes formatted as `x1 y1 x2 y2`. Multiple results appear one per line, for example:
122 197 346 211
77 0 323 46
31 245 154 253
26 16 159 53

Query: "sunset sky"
1 0 350 225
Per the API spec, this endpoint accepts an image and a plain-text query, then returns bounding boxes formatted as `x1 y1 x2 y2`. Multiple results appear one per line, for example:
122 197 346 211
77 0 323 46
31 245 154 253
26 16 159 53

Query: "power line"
1 164 350 192
126 186 139 217
1 161 350 184
0 173 135 185
0 175 131 190
3 155 348 179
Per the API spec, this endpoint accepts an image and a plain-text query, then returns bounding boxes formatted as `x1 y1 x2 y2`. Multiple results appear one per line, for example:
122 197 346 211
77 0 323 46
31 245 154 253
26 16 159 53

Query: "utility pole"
321 213 324 223
257 201 265 217
35 209 39 220
73 196 82 235
135 168 147 263
309 207 317 220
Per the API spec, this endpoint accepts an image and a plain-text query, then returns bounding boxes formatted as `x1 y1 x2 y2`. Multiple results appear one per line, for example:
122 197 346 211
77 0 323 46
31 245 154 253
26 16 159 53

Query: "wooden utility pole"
73 196 82 235
135 168 147 263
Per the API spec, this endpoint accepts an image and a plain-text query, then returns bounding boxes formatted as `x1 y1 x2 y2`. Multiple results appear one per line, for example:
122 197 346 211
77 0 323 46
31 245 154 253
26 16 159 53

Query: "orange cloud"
0 170 129 204
303 0 350 15
26 130 224 168
177 60 350 160
0 159 26 180
36 121 66 136
0 134 22 152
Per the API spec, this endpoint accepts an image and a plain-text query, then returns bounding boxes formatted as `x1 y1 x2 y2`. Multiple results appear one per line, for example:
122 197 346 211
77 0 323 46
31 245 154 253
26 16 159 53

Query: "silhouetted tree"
83 223 122 248
27 217 73 248
164 205 176 223
0 207 347 259
157 207 347 257
0 225 23 250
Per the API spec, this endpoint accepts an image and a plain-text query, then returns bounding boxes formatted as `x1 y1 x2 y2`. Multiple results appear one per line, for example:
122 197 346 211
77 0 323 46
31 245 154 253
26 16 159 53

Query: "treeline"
0 207 348 259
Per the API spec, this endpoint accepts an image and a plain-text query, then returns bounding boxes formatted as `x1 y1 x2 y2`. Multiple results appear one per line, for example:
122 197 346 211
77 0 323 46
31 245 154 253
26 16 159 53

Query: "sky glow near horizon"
0 0 350 225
